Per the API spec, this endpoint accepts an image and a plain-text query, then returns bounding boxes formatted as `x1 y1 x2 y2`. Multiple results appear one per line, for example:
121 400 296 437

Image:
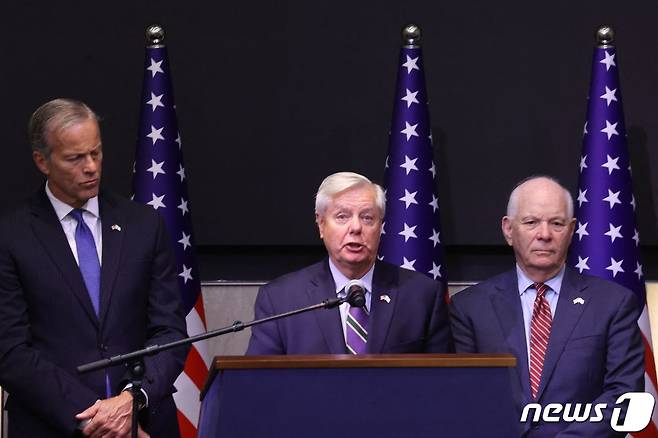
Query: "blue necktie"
70 209 111 397
70 209 101 315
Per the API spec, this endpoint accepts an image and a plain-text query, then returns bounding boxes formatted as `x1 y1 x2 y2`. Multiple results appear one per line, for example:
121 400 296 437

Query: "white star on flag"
147 58 164 77
630 195 636 211
179 264 193 283
175 133 182 149
428 262 441 279
146 159 166 179
603 189 622 209
147 193 166 210
429 162 436 178
601 155 620 175
633 229 640 246
605 257 624 277
429 195 439 212
400 257 416 271
178 231 191 250
575 256 590 273
604 223 623 243
579 155 588 172
599 86 618 106
577 189 588 207
401 88 419 107
147 125 165 145
600 120 619 140
147 92 165 111
575 222 589 241
399 223 418 242
583 121 588 136
400 155 418 175
634 262 643 280
599 51 616 71
381 222 386 235
176 164 186 182
402 55 420 74
400 121 419 141
177 198 189 215
429 229 440 247
399 189 418 209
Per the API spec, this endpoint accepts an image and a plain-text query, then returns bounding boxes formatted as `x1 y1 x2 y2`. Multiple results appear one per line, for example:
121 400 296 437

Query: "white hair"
315 172 386 217
506 175 574 218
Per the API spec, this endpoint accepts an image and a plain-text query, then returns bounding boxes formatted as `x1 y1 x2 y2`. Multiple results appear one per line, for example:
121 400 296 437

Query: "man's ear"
501 216 514 246
32 150 50 176
315 213 324 239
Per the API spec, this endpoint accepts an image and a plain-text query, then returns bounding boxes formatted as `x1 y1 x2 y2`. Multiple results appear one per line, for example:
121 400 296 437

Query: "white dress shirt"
328 258 374 344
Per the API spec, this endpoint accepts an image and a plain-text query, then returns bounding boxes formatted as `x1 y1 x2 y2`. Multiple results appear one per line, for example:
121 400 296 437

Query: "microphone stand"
77 292 362 438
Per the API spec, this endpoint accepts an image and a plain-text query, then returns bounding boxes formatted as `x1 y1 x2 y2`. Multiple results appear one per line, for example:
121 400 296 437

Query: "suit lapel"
306 261 346 354
536 269 588 401
29 190 99 327
490 271 531 402
367 262 397 353
98 194 125 326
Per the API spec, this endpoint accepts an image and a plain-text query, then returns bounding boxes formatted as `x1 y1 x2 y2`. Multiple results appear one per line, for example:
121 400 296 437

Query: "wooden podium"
198 354 518 438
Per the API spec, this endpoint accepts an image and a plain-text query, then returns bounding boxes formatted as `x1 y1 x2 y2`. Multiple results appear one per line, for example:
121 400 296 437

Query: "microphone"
345 279 366 308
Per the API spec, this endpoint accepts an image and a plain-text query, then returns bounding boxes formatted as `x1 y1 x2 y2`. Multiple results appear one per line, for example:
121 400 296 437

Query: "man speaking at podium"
247 172 452 355
0 99 188 437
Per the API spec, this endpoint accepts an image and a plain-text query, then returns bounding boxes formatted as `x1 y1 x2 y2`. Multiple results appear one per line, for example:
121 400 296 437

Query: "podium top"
212 353 516 370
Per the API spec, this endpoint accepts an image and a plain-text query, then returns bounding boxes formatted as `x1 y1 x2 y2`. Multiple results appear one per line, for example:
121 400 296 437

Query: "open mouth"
345 243 364 251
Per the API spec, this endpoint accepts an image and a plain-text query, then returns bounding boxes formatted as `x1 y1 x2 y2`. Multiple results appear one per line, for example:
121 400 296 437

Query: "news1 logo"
520 392 655 432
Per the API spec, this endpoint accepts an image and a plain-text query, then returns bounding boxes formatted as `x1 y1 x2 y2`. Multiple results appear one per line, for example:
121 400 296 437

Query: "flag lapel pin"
573 297 585 305
111 224 122 232
380 294 391 304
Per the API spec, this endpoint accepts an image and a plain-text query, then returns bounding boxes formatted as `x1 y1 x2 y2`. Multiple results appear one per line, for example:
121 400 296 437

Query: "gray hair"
315 172 386 217
506 175 574 218
28 98 99 158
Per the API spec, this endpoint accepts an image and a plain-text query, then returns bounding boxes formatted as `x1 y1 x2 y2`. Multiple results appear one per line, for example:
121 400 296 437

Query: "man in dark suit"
247 172 452 355
0 99 188 437
450 176 644 437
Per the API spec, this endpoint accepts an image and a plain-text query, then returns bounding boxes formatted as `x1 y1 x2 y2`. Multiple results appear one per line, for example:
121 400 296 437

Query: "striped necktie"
529 282 552 399
346 302 369 355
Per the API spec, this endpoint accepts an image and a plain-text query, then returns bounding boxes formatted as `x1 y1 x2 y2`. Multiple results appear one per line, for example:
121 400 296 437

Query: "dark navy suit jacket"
247 259 453 354
0 188 189 437
450 268 644 437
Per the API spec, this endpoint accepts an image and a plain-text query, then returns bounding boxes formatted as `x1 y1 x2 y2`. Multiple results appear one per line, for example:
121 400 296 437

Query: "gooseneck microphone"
345 279 366 308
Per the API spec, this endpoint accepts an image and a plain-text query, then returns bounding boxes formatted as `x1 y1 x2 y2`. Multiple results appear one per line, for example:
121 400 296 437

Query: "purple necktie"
346 302 369 355
70 209 110 397
70 209 101 315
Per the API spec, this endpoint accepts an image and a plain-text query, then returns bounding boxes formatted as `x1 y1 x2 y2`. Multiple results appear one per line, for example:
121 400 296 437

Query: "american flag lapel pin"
573 297 585 305
380 294 391 304
111 224 122 232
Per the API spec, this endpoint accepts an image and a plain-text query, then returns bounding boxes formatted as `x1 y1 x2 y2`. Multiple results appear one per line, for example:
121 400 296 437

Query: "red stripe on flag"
185 346 209 390
632 419 658 437
194 293 207 326
643 335 658 394
177 409 198 438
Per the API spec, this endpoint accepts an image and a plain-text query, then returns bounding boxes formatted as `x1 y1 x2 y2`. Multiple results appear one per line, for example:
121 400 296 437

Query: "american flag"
567 28 658 435
132 29 209 437
378 26 446 283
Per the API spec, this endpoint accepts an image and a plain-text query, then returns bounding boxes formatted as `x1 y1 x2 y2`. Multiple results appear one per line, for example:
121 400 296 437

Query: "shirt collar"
328 258 374 296
516 264 565 296
45 181 100 221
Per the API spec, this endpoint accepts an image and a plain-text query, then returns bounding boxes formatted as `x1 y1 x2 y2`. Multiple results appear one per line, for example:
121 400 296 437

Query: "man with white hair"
247 171 452 354
450 175 643 437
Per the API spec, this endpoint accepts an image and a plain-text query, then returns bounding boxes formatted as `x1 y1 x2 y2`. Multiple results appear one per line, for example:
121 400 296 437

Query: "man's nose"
348 216 362 233
82 155 98 173
536 221 551 240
